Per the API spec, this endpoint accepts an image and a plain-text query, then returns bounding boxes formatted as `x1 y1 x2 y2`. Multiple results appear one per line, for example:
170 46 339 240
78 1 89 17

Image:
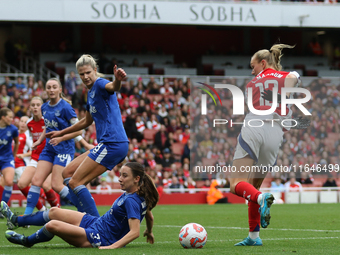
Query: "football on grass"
179 223 207 248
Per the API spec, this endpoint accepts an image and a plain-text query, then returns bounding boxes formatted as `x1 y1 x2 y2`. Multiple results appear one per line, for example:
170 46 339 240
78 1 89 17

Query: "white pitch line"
133 236 339 244
1 237 338 248
155 225 340 233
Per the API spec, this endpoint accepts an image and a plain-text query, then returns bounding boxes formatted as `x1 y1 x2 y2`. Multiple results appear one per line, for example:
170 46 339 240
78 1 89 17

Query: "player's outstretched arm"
105 65 127 93
99 218 140 249
46 112 93 139
32 128 46 150
49 129 83 146
143 210 155 244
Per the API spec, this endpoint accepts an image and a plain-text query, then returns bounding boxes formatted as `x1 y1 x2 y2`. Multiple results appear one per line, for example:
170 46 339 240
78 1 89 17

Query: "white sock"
39 205 47 211
257 193 263 205
249 232 260 239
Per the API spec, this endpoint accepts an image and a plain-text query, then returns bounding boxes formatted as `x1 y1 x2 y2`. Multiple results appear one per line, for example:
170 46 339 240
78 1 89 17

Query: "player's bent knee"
48 207 62 219
68 178 79 190
45 220 59 233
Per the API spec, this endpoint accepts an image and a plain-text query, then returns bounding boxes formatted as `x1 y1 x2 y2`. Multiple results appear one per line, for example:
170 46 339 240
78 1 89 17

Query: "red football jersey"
27 117 46 162
246 68 290 117
15 130 32 168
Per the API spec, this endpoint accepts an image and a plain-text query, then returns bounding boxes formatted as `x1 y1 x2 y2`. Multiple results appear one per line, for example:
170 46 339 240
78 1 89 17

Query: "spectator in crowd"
297 171 314 184
147 114 161 131
270 178 285 193
162 171 172 189
308 37 323 56
1 85 10 108
64 71 78 104
161 148 175 168
15 77 26 92
322 173 337 187
160 82 174 96
154 125 168 151
148 82 160 95
285 173 303 192
169 176 185 193
96 177 112 194
1 77 14 93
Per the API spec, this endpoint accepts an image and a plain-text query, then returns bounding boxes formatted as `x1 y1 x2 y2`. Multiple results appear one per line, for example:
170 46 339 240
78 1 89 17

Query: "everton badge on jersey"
90 90 95 98
6 131 11 137
55 110 60 117
117 198 124 207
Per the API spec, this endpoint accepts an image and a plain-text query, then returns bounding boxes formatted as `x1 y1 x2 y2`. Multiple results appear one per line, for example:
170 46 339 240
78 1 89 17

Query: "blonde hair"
30 96 43 105
76 54 105 78
46 78 72 105
253 44 295 71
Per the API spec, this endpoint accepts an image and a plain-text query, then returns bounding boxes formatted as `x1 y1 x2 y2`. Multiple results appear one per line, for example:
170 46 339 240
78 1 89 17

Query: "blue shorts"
88 142 129 170
80 214 109 247
39 143 74 167
0 158 14 170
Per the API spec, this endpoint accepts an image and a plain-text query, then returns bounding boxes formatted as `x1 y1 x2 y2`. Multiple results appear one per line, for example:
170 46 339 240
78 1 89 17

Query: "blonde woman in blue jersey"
2 162 158 249
46 54 129 217
0 108 19 204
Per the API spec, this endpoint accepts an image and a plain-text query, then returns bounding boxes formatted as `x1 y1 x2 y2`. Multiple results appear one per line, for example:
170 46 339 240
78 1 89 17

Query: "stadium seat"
305 70 318 76
202 64 213 75
154 68 164 75
214 69 224 76
172 142 185 160
45 61 56 71
143 129 158 144
201 158 218 167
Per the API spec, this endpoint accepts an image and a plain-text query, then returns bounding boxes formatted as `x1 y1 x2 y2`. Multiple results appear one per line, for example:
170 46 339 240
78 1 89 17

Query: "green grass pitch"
0 203 339 254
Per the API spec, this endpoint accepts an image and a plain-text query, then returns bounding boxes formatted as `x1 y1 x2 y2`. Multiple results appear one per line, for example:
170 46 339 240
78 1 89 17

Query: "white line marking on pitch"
155 225 340 233
1 237 338 247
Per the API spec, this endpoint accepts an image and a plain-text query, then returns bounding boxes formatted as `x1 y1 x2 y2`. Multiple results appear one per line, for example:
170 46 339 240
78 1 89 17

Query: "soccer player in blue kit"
24 78 87 215
2 162 159 249
0 108 19 204
46 54 129 217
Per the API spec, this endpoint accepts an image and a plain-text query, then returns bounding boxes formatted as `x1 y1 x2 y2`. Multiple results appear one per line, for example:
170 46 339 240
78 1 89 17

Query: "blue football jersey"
89 192 147 244
0 124 18 161
86 78 128 143
41 99 77 154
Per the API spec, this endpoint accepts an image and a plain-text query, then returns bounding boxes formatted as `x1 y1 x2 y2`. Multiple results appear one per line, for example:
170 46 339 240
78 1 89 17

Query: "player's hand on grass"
143 230 154 244
46 131 62 139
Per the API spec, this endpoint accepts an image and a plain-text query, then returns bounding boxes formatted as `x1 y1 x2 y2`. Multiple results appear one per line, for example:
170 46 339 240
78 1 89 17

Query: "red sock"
45 189 60 208
234 181 261 203
248 201 260 232
40 188 46 200
20 186 45 210
0 185 4 200
19 186 31 197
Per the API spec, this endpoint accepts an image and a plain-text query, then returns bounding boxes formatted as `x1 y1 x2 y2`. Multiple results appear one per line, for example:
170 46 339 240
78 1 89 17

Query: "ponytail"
138 174 159 210
124 162 159 210
253 44 295 71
